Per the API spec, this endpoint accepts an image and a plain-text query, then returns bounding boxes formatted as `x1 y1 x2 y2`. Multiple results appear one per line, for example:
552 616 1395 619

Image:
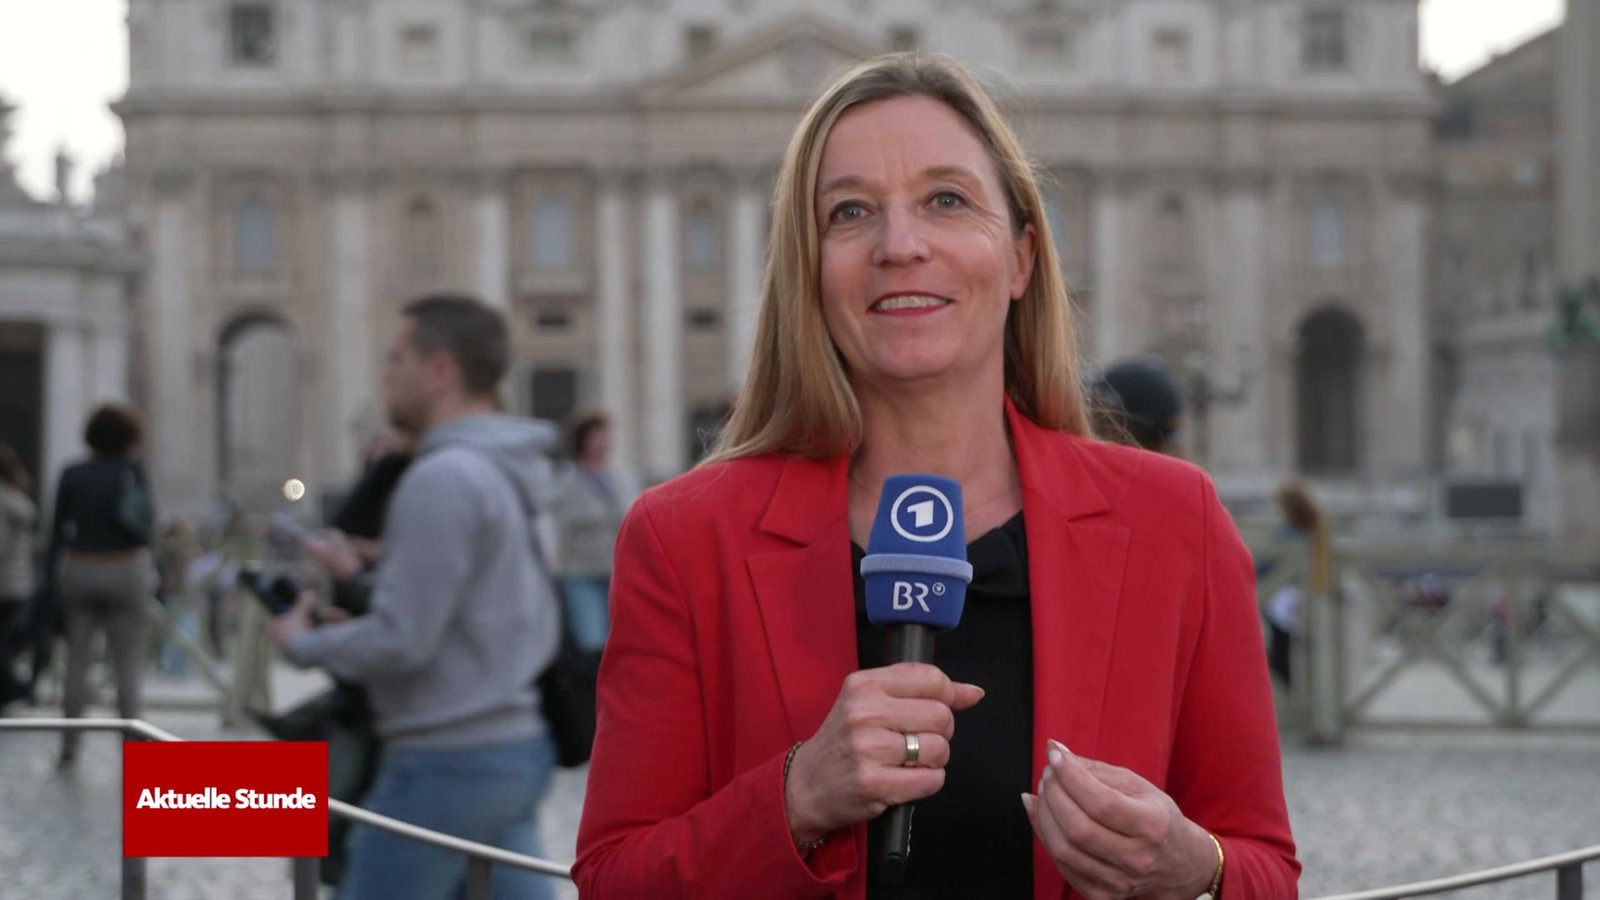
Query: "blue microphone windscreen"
862 475 972 631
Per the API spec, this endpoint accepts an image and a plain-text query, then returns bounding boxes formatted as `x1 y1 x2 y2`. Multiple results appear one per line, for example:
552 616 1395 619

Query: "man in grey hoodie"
269 295 562 900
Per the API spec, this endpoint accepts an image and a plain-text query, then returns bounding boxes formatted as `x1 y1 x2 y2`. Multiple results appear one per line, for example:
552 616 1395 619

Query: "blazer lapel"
1008 404 1129 755
746 455 859 741
1008 405 1130 899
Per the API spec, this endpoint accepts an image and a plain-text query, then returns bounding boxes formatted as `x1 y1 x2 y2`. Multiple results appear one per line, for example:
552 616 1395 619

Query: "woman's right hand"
783 663 985 844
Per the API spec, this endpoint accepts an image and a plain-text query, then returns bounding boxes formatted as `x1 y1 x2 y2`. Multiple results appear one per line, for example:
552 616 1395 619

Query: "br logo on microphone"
889 485 956 543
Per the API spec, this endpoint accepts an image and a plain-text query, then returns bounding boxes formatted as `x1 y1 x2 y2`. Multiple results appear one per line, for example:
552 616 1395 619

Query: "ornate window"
400 23 441 74
229 4 276 66
404 197 443 280
1151 28 1191 81
527 25 576 66
685 25 717 61
1302 7 1347 72
685 198 721 272
887 26 919 53
1308 200 1347 267
1023 26 1077 72
1152 193 1192 272
531 193 574 269
233 195 277 275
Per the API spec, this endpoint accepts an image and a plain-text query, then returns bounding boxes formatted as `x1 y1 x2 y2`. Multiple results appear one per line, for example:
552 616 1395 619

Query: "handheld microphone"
861 474 973 887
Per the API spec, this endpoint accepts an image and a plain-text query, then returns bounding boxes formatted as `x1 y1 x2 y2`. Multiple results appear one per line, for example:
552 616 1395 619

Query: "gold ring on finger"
902 732 920 767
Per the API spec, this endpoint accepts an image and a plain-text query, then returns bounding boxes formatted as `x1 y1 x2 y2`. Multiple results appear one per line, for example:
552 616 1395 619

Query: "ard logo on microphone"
890 485 955 543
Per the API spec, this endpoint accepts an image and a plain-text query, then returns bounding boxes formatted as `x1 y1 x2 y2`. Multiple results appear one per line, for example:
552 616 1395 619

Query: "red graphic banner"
123 741 328 858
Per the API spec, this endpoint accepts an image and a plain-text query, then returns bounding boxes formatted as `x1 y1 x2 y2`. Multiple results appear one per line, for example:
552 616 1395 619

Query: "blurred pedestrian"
549 410 639 651
0 442 37 709
268 295 563 900
1089 357 1186 455
1263 481 1330 688
45 404 158 766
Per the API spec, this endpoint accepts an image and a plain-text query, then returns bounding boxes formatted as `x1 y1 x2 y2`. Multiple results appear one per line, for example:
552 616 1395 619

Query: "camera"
238 566 302 617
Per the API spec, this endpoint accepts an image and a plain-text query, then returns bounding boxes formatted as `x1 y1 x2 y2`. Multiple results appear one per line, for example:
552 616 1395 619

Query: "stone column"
91 316 130 405
1266 172 1297 471
642 169 686 479
595 166 636 468
1381 172 1430 479
727 165 768 393
1555 0 1600 553
476 174 511 310
42 320 86 513
327 174 375 484
1091 171 1131 362
148 169 208 517
1212 170 1270 472
1557 0 1600 286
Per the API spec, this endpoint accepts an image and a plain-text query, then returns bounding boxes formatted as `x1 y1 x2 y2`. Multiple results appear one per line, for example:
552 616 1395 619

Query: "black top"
853 512 1034 898
331 451 412 539
48 455 154 556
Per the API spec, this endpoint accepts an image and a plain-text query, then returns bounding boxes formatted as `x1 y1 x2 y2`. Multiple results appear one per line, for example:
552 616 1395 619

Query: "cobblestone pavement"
2 693 1596 898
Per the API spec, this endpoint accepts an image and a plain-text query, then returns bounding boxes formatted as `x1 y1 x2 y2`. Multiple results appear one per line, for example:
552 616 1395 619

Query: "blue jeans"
560 577 610 652
339 734 559 900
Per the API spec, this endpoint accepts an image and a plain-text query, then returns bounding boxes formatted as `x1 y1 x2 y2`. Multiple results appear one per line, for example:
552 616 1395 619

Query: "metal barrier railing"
1311 844 1597 899
2 717 1594 898
0 718 573 899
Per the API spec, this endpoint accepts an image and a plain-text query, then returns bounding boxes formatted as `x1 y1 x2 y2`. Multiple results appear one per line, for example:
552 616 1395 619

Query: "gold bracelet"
1204 832 1225 898
783 741 826 854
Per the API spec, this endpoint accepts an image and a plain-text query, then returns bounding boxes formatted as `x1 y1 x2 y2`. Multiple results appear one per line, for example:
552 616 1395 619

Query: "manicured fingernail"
1049 739 1072 760
969 684 986 700
1047 746 1063 767
1038 768 1053 794
1020 793 1036 814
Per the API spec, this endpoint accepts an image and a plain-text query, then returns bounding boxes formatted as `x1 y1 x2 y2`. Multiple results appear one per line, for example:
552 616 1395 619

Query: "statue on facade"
1549 277 1600 350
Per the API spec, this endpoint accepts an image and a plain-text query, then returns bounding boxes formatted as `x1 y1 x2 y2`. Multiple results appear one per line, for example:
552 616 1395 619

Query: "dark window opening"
529 368 579 424
230 4 277 65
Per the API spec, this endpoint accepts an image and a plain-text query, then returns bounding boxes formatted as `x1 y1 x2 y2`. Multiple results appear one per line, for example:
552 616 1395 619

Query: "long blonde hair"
705 53 1090 464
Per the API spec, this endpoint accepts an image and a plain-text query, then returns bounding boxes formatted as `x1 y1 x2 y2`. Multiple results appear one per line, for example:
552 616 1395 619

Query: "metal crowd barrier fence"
0 717 1594 898
0 718 573 900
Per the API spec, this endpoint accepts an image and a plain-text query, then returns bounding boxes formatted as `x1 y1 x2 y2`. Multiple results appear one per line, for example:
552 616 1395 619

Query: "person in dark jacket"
1089 357 1186 456
46 404 158 765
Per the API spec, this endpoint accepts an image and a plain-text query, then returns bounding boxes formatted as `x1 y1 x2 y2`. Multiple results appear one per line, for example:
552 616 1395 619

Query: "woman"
549 411 638 651
1262 482 1330 689
0 443 37 708
47 405 157 765
575 55 1297 898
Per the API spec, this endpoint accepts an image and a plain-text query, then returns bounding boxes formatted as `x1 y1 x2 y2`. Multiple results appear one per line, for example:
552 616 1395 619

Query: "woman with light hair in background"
576 54 1297 898
1263 481 1331 689
548 410 639 651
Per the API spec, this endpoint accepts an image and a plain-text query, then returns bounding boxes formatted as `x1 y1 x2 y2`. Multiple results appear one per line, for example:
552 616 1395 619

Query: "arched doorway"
1297 307 1365 475
217 313 299 508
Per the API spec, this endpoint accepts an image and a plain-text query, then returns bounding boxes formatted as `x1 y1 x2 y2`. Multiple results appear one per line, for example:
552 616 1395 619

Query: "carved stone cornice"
150 167 195 198
1385 169 1436 199
310 167 376 193
1214 167 1272 195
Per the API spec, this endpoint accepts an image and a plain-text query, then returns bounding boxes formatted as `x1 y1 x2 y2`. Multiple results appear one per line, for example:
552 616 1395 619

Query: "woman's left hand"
1022 739 1217 900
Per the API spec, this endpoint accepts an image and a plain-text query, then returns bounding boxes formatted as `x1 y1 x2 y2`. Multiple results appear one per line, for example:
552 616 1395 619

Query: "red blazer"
574 403 1299 898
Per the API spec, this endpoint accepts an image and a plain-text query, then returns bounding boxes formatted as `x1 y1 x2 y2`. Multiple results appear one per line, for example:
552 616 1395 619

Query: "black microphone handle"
880 623 937 886
886 622 936 666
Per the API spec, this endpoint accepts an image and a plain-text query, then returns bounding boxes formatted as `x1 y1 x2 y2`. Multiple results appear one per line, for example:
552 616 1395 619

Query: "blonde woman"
576 55 1297 899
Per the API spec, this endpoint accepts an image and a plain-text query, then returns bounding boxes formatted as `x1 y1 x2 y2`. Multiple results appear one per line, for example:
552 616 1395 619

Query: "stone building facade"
1432 31 1562 534
117 0 1435 517
0 101 141 510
